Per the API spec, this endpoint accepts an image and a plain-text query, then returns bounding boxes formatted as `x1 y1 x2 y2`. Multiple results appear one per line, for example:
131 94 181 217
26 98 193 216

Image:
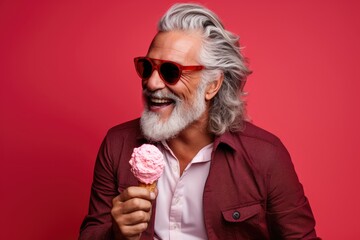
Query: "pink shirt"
154 141 213 240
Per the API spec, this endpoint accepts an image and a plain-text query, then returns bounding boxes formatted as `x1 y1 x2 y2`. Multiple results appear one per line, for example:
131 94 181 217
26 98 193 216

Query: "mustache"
142 89 182 103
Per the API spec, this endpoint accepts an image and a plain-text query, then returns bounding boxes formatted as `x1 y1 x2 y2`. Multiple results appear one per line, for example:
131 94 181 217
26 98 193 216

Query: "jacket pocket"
222 203 262 223
221 203 269 239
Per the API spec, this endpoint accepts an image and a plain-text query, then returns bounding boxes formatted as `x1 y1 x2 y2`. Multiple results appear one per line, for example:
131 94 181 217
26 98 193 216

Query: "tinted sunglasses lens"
160 62 180 84
136 58 153 79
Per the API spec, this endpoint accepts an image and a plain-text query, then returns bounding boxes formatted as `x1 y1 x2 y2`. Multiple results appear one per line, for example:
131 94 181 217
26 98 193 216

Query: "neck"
166 112 214 175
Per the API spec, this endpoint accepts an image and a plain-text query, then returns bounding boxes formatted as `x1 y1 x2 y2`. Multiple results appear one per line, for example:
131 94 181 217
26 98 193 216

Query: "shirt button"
232 211 240 220
172 223 179 230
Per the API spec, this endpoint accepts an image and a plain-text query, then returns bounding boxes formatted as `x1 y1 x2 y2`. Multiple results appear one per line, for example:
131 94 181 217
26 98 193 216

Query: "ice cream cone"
129 144 164 191
139 182 157 192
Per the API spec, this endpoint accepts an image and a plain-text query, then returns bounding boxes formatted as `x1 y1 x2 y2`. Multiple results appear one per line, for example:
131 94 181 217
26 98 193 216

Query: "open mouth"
148 97 175 108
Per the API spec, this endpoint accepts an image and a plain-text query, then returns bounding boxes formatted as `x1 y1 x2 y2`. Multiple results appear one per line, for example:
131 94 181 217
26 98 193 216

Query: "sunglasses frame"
134 57 204 85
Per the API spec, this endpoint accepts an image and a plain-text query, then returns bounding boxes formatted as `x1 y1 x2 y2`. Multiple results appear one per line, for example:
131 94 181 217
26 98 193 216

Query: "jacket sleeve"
79 136 118 240
266 142 320 239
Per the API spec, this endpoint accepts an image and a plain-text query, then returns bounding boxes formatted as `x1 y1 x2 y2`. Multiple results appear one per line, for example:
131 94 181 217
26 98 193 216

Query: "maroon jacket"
79 119 319 239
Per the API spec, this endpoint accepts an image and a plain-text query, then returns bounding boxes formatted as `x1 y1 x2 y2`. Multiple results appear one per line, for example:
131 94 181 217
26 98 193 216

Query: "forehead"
147 30 203 64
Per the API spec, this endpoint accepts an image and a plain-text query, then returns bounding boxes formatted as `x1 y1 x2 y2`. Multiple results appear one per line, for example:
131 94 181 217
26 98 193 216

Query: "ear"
205 73 224 101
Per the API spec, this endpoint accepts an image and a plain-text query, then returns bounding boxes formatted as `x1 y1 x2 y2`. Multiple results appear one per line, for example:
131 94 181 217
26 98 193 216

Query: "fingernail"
150 192 156 200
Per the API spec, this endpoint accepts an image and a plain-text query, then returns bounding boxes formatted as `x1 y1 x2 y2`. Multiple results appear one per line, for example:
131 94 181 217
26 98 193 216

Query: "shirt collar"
160 140 213 163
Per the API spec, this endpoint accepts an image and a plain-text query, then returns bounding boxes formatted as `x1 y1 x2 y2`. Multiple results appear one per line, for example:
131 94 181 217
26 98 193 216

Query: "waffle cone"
138 182 157 192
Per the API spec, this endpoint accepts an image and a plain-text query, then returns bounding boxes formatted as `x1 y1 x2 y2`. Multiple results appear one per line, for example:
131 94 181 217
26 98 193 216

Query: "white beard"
140 85 207 142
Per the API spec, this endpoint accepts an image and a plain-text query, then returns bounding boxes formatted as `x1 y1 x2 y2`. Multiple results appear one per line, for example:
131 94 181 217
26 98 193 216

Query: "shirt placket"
169 157 183 240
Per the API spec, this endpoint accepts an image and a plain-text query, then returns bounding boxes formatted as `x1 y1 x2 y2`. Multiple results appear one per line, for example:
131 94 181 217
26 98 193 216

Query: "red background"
1 0 359 239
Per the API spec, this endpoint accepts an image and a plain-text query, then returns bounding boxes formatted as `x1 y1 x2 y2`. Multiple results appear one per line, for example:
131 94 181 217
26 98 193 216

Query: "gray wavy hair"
158 3 251 135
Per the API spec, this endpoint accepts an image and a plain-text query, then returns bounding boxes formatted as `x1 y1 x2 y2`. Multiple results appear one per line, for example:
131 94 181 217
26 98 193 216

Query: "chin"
141 84 207 141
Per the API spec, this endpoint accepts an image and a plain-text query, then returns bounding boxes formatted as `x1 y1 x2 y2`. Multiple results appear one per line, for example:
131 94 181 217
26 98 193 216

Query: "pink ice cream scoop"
129 144 165 187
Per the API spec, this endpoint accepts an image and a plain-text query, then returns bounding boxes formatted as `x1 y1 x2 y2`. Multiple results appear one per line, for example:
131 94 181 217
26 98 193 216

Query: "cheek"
172 79 201 102
174 90 196 106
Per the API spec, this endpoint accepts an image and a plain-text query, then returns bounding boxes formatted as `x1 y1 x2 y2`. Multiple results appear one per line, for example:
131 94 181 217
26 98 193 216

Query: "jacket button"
232 211 240 220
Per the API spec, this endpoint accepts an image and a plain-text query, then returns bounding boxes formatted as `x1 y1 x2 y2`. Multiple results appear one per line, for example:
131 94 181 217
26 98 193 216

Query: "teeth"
151 98 171 104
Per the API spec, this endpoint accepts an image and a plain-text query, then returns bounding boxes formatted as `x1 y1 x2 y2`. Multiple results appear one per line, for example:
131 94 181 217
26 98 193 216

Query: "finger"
120 209 152 225
120 222 148 238
112 194 121 205
112 194 127 211
120 197 152 214
120 186 154 202
111 195 153 221
153 187 158 198
113 210 150 238
112 188 149 209
111 207 151 236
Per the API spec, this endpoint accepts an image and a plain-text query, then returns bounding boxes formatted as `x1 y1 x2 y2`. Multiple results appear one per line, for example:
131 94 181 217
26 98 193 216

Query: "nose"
143 69 166 91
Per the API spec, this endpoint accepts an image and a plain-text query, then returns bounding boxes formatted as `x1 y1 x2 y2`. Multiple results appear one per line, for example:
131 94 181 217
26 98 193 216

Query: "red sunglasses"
134 57 204 85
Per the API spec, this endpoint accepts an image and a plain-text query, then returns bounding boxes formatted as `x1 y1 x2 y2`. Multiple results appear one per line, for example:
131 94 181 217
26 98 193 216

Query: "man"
80 3 319 240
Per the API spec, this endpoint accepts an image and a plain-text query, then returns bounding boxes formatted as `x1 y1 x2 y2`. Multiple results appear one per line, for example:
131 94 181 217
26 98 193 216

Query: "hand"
111 186 157 240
